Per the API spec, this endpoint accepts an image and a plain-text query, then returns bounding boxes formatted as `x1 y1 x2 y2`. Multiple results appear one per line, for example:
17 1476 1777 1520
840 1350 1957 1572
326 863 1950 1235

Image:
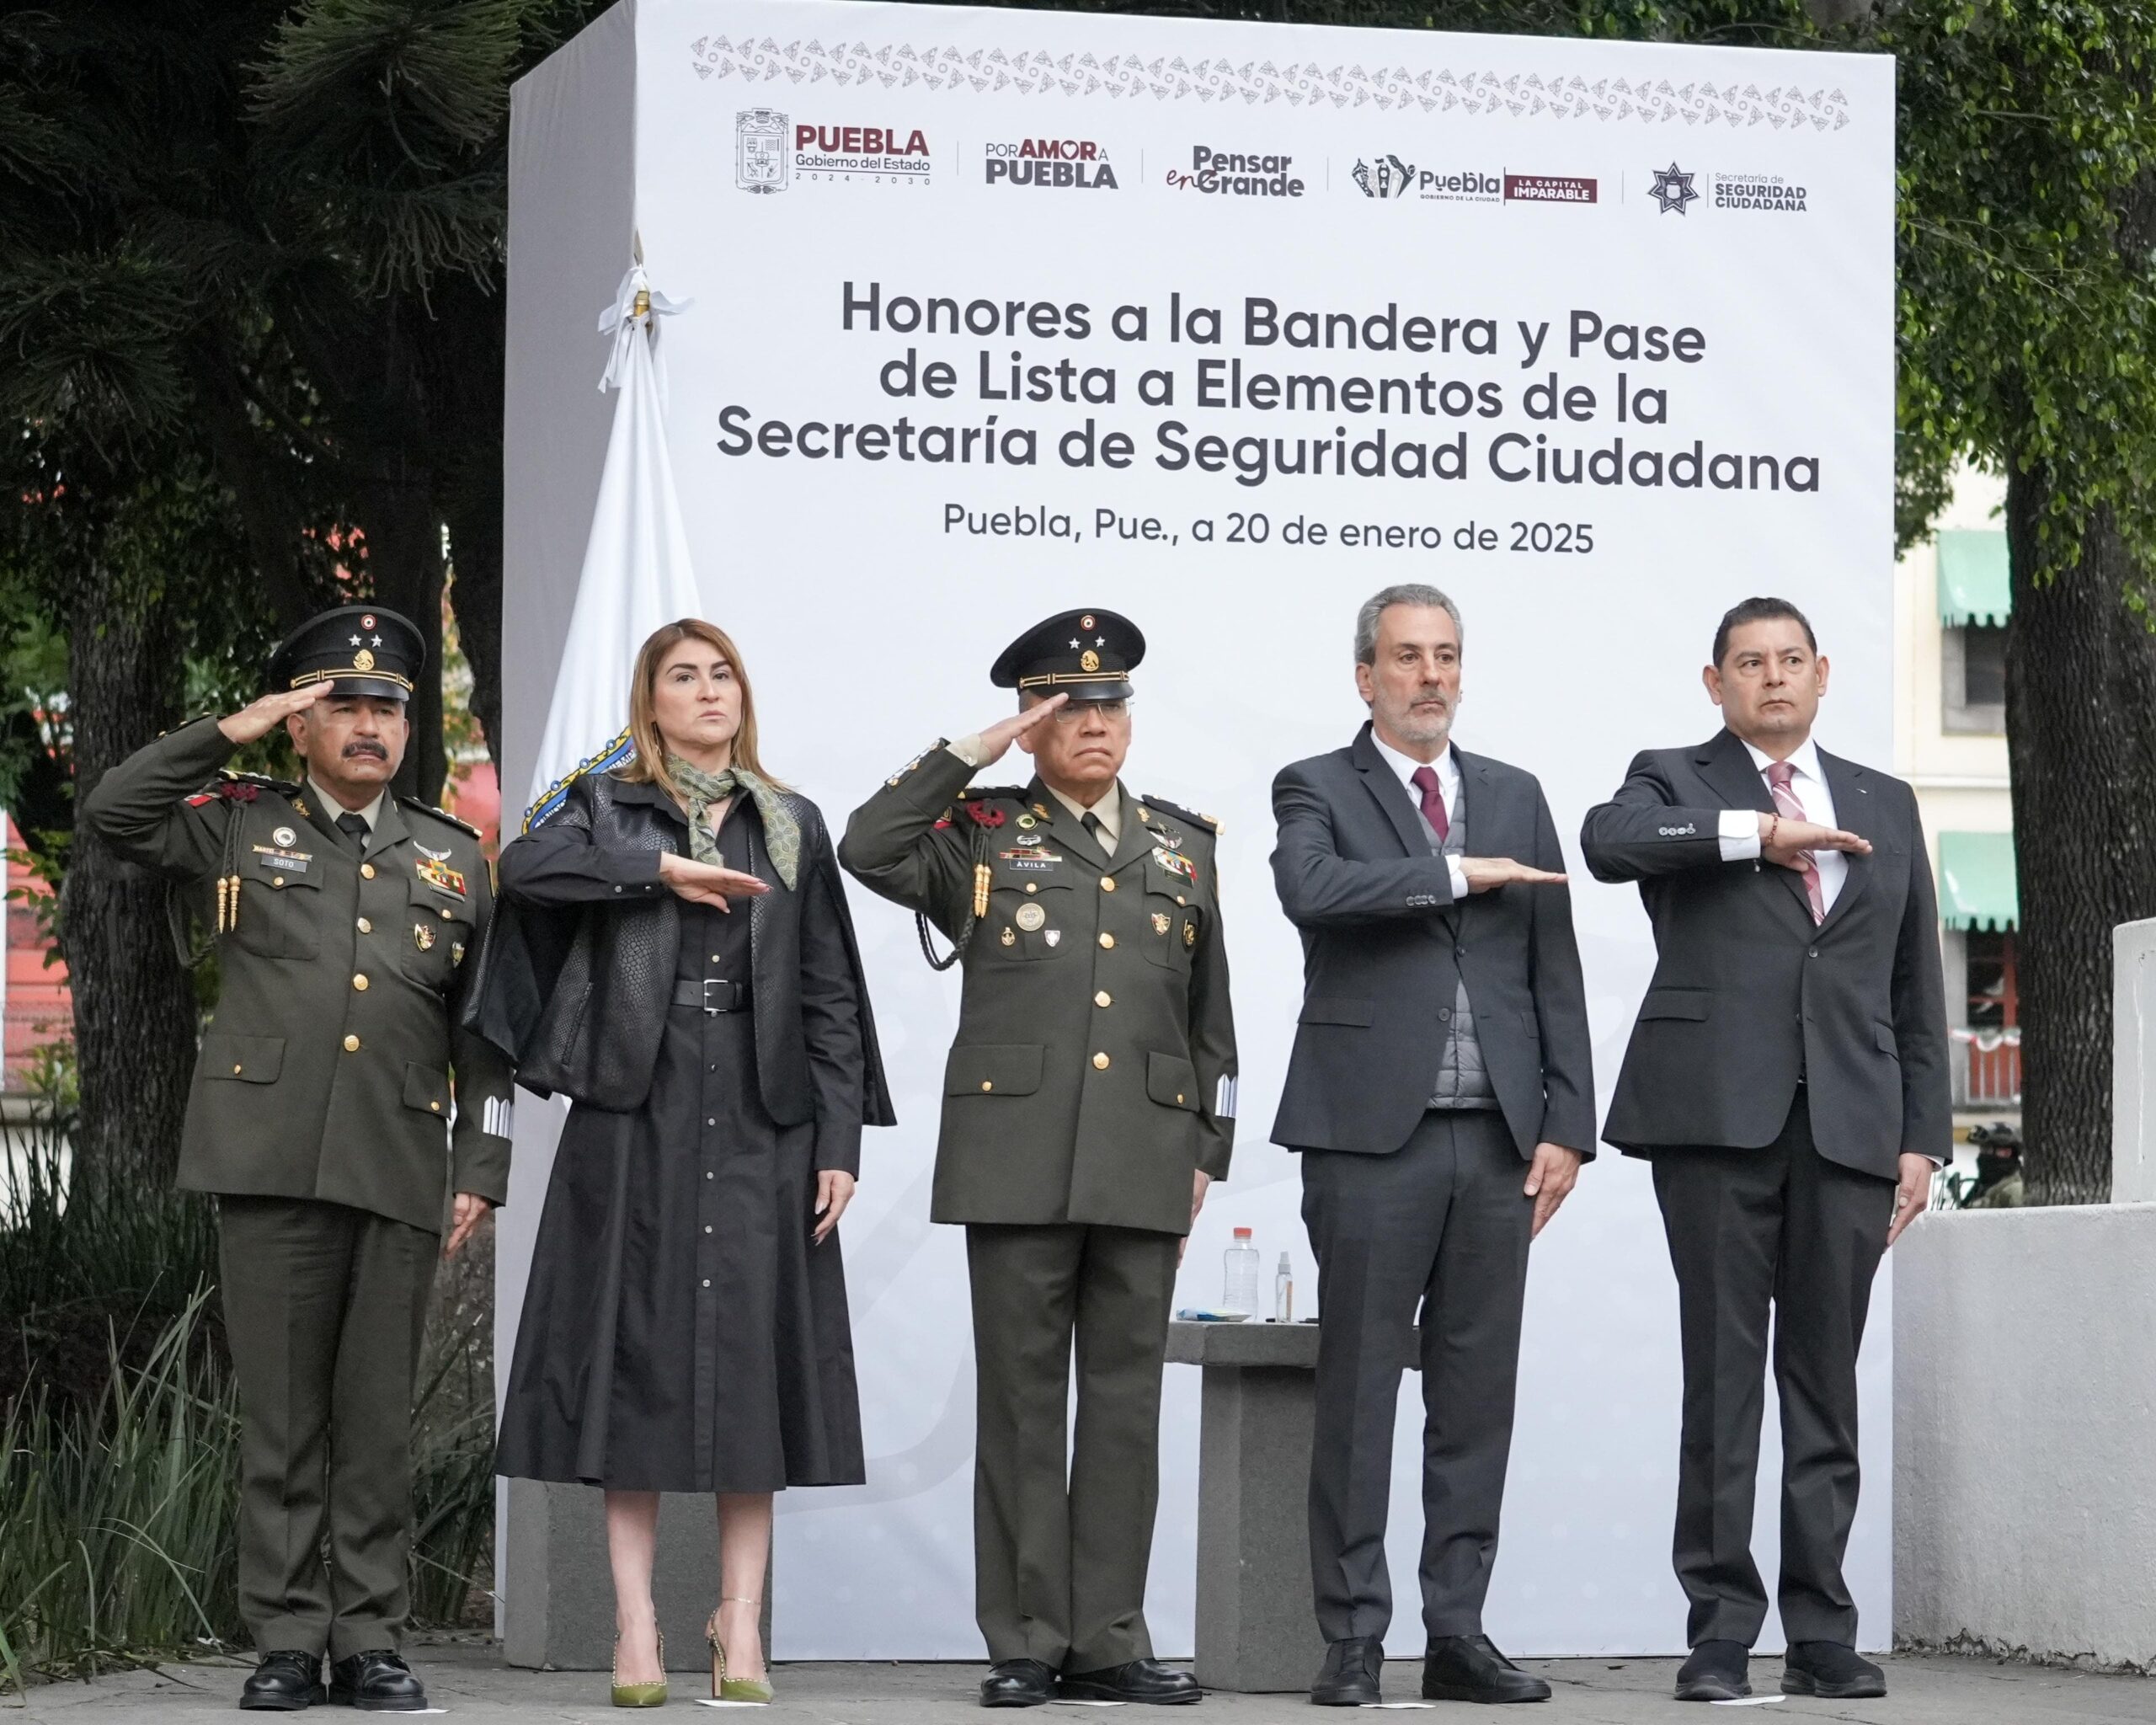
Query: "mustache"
342 740 388 759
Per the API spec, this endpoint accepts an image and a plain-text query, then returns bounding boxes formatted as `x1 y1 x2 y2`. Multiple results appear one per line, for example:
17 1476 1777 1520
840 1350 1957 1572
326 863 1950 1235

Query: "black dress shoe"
1782 1641 1886 1699
240 1651 325 1712
326 1651 428 1712
1674 1640 1750 1702
1421 1635 1550 1703
980 1659 1057 1708
1060 1658 1203 1704
1310 1637 1384 1706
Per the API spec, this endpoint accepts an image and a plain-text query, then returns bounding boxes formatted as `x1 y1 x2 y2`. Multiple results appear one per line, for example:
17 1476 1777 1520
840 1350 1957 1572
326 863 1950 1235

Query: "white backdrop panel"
504 0 1895 1660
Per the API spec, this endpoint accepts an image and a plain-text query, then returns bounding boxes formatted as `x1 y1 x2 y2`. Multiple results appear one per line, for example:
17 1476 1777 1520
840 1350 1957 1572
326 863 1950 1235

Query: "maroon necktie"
1765 760 1825 925
1409 765 1450 845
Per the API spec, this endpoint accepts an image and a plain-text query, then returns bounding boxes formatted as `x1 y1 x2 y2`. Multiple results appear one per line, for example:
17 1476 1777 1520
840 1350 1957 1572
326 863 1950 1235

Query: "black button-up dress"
496 795 864 1492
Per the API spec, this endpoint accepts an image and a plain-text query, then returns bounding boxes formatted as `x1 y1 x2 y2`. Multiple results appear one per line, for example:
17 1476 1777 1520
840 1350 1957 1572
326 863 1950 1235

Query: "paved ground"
15 1642 2156 1724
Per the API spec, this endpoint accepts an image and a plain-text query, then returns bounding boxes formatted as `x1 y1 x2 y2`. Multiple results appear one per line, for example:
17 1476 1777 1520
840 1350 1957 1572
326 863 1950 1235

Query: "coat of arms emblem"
737 109 790 195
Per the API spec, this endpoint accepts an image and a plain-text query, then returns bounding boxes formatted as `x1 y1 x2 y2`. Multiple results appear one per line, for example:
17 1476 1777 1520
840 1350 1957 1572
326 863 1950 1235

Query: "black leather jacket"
463 770 894 1172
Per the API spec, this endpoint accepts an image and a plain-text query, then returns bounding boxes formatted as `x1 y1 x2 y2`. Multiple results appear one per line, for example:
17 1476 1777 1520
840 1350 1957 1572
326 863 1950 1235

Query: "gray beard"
1381 690 1458 750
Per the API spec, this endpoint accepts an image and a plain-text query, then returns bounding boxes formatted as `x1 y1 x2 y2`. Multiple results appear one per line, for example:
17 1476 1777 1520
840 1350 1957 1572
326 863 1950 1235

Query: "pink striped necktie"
1765 759 1824 925
1409 765 1450 844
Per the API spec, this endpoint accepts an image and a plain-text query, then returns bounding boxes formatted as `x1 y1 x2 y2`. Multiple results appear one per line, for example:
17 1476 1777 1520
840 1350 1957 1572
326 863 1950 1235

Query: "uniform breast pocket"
1142 887 1203 971
232 864 323 959
983 877 1075 961
403 878 472 988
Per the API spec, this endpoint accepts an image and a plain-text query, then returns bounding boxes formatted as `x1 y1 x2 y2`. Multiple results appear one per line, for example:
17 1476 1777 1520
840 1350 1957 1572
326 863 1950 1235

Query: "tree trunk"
355 477 448 806
2004 478 2156 1203
62 558 200 1199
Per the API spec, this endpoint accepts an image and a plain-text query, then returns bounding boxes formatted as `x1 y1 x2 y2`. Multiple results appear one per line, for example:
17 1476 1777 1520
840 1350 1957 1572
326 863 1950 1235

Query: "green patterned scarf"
666 755 799 890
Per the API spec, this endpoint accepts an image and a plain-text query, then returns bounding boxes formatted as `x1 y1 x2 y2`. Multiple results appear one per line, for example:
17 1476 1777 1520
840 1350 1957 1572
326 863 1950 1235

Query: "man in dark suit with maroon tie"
1581 597 1950 1704
1269 583 1594 1707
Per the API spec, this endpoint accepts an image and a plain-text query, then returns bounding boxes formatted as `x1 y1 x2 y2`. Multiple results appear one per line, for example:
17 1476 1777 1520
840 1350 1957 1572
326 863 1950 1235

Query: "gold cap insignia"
353 648 376 671
1080 649 1101 673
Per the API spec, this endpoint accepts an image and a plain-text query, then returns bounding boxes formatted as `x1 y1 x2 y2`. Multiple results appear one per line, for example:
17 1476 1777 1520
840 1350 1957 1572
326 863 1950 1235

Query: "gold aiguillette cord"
973 862 991 921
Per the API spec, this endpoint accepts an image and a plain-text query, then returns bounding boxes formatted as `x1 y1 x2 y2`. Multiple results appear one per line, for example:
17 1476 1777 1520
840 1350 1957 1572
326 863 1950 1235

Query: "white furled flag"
523 264 702 830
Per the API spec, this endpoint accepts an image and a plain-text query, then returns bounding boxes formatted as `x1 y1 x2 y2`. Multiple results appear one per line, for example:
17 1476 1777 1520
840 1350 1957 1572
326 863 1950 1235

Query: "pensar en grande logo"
985 137 1118 190
1167 146 1305 198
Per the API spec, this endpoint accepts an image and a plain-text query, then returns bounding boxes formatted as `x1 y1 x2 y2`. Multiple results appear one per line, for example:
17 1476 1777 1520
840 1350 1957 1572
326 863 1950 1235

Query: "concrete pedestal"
1166 1319 1326 1694
501 1478 770 1672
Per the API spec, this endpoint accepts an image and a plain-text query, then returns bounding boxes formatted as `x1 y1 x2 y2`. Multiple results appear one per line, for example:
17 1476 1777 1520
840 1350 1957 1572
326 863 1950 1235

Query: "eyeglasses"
1051 698 1133 724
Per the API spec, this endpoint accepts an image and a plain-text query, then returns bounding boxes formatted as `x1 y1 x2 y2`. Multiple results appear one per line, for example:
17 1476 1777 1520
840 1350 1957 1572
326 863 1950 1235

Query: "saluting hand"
659 852 771 911
1460 856 1568 894
443 1192 493 1260
218 684 328 745
971 693 1069 768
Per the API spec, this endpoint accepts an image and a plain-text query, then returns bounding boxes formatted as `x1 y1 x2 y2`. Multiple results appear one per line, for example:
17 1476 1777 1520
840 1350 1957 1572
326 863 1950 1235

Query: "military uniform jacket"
79 717 515 1233
839 745 1236 1236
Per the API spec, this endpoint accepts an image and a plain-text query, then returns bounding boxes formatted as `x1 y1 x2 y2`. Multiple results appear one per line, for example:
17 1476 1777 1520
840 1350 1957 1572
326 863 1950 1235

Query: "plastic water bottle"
1222 1227 1260 1316
1274 1252 1294 1323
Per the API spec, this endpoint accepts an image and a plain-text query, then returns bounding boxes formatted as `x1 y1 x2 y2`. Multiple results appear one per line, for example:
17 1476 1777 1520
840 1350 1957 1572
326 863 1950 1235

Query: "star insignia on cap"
349 634 362 646
1069 638 1081 649
371 634 383 646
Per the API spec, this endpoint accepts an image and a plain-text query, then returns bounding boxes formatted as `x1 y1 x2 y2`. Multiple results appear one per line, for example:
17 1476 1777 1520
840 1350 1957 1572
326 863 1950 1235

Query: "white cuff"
947 734 985 768
1718 809 1763 862
1447 857 1470 901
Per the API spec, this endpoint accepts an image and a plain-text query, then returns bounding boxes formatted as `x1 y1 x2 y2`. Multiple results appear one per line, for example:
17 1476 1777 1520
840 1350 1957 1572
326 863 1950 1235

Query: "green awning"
1939 830 2018 932
1937 529 2011 628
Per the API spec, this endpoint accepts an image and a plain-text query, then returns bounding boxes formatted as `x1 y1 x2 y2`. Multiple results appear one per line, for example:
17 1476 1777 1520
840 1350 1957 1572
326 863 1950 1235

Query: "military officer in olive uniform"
840 610 1236 1710
79 606 513 1715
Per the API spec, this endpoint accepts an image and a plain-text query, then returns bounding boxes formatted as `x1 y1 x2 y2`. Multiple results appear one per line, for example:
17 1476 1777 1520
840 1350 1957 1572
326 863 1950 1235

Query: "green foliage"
1886 0 2156 570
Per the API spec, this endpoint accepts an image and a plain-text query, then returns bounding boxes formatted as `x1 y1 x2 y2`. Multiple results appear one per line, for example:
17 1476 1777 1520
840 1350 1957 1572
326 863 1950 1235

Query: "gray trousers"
965 1223 1182 1671
218 1195 435 1661
1300 1110 1533 1644
1651 1092 1893 1648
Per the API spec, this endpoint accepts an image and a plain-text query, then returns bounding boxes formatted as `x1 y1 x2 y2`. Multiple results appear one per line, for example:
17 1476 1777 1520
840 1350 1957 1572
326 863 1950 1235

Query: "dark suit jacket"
1578 728 1951 1179
1267 724 1595 1160
464 771 894 1173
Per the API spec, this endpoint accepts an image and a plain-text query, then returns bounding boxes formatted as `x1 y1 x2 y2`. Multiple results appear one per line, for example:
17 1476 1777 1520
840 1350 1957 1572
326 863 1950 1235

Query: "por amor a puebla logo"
985 137 1118 190
734 109 931 189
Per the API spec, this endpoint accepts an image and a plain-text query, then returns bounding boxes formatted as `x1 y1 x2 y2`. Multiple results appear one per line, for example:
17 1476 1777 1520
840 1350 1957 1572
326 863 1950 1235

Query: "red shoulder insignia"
964 801 1006 829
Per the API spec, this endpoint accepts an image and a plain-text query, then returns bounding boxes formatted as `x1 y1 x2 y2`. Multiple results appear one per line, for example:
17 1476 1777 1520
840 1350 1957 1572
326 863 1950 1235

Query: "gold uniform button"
270 876 286 889
1095 991 1112 1008
981 1081 994 1092
353 974 369 991
1024 883 1038 895
1177 1093 1186 1105
430 1100 441 1113
440 906 452 920
343 1034 360 1053
356 917 371 933
1101 878 1117 893
232 1063 243 1075
360 862 375 879
1098 932 1115 949
1092 1051 1111 1070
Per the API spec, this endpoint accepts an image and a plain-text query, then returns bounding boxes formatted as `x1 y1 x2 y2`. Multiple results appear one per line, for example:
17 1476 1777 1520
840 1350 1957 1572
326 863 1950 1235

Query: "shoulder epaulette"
186 769 299 806
1139 795 1221 837
397 793 483 841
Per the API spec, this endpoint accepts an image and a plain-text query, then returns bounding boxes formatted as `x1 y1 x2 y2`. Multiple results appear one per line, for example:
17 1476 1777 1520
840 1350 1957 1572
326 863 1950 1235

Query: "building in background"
1893 468 2019 1135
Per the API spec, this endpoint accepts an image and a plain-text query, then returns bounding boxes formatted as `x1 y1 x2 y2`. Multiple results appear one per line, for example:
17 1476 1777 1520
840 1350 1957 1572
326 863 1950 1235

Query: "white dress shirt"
308 777 387 838
1369 732 1471 903
1714 735 1848 913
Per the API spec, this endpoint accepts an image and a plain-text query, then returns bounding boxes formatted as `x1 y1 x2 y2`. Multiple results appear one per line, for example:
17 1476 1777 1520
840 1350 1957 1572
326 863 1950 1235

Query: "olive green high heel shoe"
709 1600 774 1705
611 1628 668 1708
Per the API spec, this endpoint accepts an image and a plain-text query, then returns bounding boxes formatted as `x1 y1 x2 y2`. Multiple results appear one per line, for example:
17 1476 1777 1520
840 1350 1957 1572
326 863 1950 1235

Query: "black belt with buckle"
672 977 750 1014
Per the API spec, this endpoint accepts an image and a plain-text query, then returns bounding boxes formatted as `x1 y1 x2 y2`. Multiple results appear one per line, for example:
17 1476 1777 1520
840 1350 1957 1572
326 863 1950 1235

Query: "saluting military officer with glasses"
79 606 512 1715
841 610 1238 1710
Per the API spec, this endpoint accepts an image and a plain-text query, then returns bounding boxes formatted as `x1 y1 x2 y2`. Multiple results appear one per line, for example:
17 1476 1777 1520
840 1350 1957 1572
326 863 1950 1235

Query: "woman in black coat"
473 618 892 1706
